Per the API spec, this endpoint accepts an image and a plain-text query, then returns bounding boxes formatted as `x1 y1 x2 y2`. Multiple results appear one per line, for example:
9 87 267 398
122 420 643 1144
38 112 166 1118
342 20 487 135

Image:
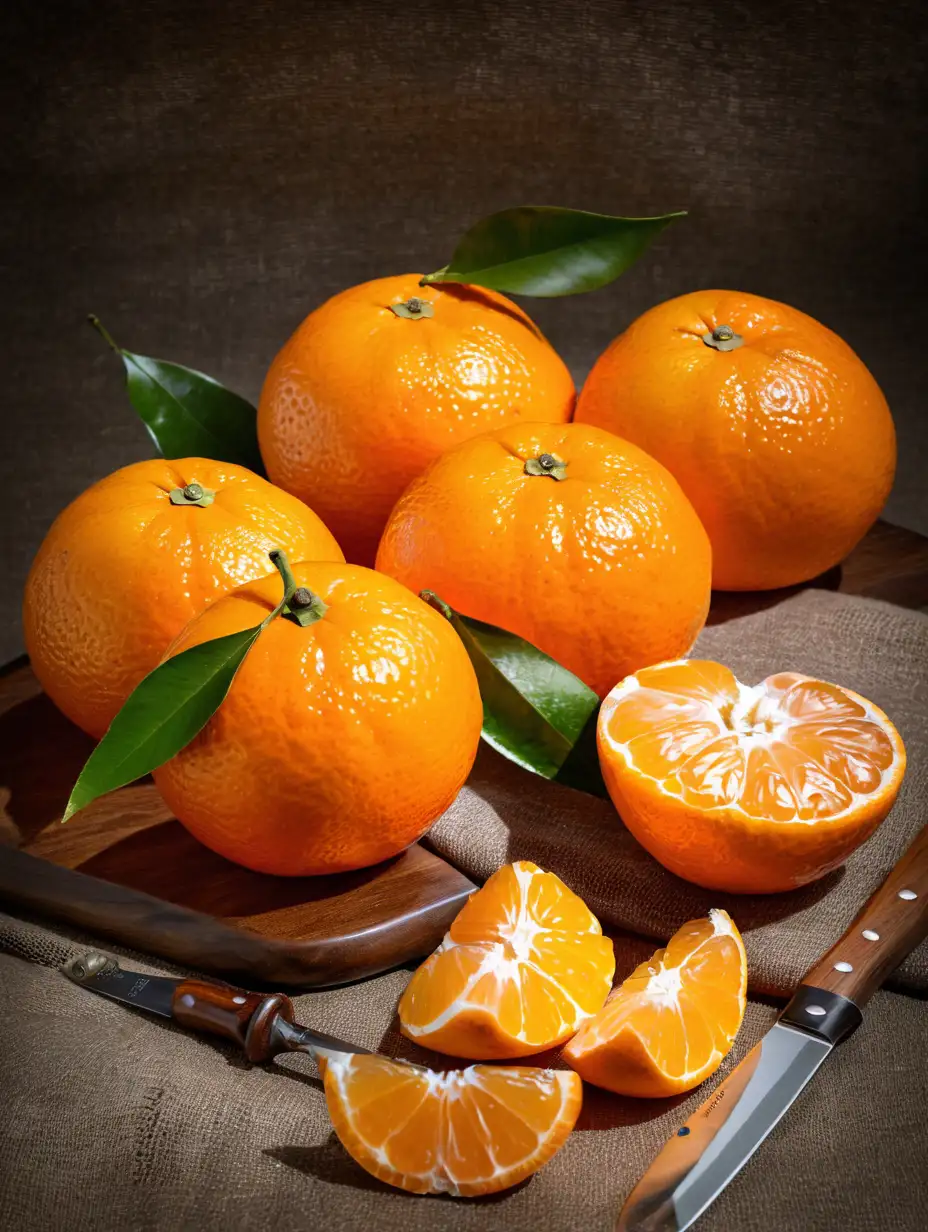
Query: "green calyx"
524 452 567 481
269 550 327 627
390 296 435 320
169 482 215 507
702 324 744 352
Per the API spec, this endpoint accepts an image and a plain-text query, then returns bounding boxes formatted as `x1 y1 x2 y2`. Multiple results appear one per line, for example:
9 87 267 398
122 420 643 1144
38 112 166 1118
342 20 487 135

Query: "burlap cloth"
2 589 927 1231
430 589 928 999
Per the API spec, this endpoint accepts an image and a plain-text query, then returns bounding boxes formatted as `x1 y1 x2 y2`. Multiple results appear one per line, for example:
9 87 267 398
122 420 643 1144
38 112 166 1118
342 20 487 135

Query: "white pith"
325 1053 577 1197
599 662 904 826
403 862 612 1043
572 908 745 1085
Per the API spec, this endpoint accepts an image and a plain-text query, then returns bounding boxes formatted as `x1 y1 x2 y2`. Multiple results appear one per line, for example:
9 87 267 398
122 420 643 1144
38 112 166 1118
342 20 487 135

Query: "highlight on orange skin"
575 289 896 590
377 421 712 699
258 275 575 565
22 457 343 738
153 562 483 877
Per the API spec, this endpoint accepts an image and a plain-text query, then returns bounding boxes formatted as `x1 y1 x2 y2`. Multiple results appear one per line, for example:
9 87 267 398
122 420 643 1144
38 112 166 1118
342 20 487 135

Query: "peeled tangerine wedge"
563 910 747 1098
598 660 906 894
320 1051 582 1196
398 861 616 1059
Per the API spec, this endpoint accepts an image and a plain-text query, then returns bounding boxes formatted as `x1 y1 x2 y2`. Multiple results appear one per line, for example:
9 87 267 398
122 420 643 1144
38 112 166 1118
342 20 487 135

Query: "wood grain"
0 665 476 987
801 822 928 1006
172 980 295 1062
1 519 926 988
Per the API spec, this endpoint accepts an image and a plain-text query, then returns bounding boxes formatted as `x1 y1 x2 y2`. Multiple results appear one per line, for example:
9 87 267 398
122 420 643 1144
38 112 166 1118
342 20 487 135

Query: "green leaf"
89 316 265 473
422 592 607 796
421 206 685 298
63 625 263 822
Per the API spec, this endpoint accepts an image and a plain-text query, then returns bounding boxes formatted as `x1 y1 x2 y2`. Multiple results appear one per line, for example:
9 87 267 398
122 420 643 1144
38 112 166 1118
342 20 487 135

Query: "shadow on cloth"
266 1134 533 1201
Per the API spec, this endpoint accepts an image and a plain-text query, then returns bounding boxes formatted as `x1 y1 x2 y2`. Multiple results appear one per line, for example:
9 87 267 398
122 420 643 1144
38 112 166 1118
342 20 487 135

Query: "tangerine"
377 422 712 699
563 909 747 1097
597 659 906 893
398 860 615 1059
576 290 896 590
152 562 482 875
23 458 343 738
257 275 575 565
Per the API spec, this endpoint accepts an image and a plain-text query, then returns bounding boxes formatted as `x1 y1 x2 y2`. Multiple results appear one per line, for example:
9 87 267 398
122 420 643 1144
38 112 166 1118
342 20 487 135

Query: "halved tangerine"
321 1052 582 1196
398 861 615 1059
597 660 905 893
563 909 747 1098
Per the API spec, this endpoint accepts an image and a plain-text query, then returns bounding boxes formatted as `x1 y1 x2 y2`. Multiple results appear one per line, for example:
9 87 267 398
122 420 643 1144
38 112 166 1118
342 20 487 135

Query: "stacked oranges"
25 275 900 889
23 271 906 1197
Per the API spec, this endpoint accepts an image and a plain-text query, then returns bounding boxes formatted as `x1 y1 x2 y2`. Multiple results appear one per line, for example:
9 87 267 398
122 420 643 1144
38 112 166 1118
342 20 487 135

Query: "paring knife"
61 953 424 1069
617 822 928 1232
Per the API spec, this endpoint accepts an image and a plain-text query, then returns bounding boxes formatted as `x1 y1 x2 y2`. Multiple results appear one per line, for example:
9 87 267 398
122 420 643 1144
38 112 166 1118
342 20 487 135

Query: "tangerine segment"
398 862 615 1059
598 660 906 893
563 910 747 1098
321 1052 582 1196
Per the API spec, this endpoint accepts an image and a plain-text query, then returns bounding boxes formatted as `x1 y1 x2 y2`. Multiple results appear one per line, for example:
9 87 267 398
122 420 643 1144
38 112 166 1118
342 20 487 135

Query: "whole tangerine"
376 422 712 699
257 275 575 565
23 458 343 737
575 289 896 590
153 561 483 876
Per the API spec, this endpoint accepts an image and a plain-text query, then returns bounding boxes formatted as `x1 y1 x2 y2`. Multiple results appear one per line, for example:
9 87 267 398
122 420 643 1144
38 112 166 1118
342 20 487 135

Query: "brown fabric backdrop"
1 0 926 665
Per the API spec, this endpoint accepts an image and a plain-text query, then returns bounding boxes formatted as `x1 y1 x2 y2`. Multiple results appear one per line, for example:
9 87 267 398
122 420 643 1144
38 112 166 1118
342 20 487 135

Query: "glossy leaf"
90 316 265 473
420 206 685 297
422 592 606 795
63 625 263 822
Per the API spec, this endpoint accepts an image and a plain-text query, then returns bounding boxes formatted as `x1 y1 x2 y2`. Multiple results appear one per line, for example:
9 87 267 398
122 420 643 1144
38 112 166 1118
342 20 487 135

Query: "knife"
60 952 423 1068
617 822 928 1231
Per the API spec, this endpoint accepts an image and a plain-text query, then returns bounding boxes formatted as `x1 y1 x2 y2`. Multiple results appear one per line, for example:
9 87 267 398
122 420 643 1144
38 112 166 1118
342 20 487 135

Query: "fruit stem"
169 482 215 508
269 550 327 627
390 297 435 320
524 452 568 481
702 324 744 352
88 314 122 355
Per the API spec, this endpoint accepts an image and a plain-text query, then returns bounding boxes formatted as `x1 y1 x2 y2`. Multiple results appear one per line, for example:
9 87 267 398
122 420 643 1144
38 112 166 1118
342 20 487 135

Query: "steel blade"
62 952 177 1018
617 1024 832 1232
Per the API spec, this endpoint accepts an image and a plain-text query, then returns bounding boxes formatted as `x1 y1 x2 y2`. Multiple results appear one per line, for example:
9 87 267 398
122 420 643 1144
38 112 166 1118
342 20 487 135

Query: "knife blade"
62 951 381 1064
618 821 928 1232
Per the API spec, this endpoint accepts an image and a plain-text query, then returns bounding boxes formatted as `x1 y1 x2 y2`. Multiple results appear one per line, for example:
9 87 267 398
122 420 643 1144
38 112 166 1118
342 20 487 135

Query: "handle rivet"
179 993 196 1009
898 889 918 901
233 995 247 1005
862 929 880 941
806 1005 827 1017
834 961 854 973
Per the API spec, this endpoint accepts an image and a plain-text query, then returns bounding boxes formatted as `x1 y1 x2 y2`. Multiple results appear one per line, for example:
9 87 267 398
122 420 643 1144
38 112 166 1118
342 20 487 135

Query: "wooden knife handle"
782 823 928 1042
171 979 295 1063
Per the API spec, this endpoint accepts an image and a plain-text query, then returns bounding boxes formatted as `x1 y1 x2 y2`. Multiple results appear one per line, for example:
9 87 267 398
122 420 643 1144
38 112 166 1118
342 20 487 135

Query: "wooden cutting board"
1 519 926 988
0 663 476 987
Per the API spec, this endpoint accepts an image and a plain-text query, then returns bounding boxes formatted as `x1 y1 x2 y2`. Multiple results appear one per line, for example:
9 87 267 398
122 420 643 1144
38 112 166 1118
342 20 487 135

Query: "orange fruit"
398 860 615 1059
563 910 746 1097
320 1051 582 1196
597 660 906 893
152 562 482 875
377 422 712 699
22 458 343 738
257 275 575 566
575 290 896 590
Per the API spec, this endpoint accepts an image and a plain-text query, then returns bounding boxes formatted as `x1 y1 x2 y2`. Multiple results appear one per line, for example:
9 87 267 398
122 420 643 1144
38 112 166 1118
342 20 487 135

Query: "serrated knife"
617 823 928 1231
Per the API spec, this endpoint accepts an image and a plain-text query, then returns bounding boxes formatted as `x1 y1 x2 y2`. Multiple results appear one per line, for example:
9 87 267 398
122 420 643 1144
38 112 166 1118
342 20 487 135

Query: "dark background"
2 0 925 664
